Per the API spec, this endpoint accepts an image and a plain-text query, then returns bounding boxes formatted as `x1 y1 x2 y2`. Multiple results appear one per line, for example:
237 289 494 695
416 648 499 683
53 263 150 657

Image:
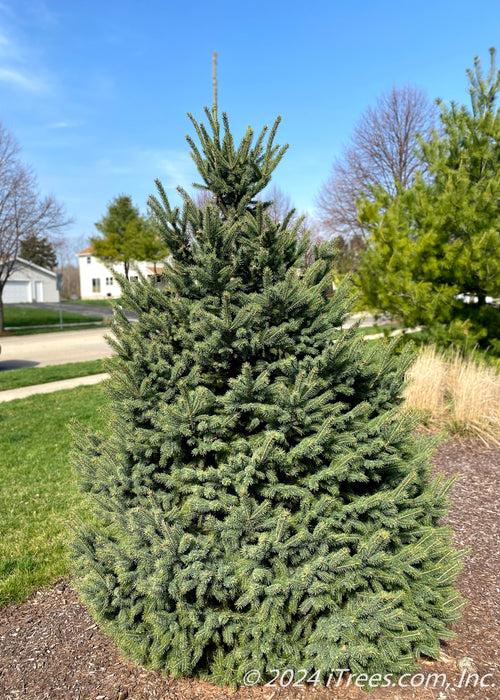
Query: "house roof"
146 266 164 274
77 246 94 255
14 257 57 277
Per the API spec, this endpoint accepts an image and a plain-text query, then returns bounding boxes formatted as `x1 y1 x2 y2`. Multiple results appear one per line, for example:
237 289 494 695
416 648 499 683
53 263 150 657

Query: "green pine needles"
71 100 466 688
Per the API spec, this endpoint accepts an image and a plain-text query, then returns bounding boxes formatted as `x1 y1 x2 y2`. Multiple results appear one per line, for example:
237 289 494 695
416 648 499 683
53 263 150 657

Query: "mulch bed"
0 440 498 699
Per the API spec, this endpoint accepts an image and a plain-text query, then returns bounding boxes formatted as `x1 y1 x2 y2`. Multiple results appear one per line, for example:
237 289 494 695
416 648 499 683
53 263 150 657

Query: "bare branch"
0 121 72 329
316 84 438 240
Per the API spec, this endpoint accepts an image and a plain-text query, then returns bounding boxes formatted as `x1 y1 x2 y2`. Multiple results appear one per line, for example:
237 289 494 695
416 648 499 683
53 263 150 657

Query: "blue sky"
1 0 499 253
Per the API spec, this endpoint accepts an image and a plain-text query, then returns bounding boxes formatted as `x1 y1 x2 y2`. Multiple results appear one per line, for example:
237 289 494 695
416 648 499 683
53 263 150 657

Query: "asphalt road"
0 327 114 370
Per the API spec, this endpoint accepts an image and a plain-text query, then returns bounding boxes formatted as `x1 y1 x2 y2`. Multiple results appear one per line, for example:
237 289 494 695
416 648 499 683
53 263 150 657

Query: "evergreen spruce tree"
72 89 465 687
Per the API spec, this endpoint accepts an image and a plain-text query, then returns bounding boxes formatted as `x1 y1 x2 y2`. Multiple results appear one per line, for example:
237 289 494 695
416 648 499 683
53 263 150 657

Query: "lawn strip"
0 384 107 607
0 360 106 391
3 307 101 327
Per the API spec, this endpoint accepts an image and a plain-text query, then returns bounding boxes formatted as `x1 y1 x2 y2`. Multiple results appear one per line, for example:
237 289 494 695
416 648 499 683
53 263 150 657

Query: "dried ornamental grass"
404 346 500 444
403 346 448 423
446 352 500 444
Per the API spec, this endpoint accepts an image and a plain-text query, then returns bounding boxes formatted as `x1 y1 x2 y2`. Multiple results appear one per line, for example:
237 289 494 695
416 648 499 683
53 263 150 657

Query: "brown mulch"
0 440 498 700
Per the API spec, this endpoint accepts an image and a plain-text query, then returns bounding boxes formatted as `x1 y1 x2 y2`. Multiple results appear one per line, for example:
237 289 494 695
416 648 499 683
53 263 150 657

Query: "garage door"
3 280 30 303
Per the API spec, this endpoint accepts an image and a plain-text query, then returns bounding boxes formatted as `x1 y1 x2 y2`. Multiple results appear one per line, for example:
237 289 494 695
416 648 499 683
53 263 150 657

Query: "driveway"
0 328 114 370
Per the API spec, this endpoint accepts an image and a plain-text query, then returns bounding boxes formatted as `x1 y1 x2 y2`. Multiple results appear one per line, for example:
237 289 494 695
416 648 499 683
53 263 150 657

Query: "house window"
92 278 101 293
105 277 113 285
87 256 91 264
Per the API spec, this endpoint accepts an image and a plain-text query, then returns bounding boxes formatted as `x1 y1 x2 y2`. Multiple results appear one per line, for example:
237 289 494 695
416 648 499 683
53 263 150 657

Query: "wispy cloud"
97 149 197 190
47 120 84 129
0 3 53 94
0 66 48 92
0 29 21 60
145 150 196 189
96 158 134 176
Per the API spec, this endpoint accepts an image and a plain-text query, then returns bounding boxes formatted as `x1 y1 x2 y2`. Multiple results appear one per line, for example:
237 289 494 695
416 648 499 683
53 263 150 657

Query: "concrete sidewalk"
0 373 109 403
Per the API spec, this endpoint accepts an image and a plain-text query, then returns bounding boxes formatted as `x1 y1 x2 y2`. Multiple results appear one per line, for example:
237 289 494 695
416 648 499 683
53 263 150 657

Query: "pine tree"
357 49 500 353
72 91 465 687
20 233 58 269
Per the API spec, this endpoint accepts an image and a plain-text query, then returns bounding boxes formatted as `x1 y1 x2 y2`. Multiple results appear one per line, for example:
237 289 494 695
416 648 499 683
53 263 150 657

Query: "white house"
77 247 165 299
3 257 59 303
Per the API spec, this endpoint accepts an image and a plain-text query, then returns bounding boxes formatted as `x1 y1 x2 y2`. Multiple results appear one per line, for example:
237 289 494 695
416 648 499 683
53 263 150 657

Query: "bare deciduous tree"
316 84 438 240
54 233 87 299
263 184 295 226
57 264 80 298
194 189 214 208
262 184 321 235
0 122 71 330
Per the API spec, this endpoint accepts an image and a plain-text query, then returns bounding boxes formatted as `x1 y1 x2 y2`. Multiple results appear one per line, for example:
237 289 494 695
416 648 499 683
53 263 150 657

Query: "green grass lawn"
0 384 107 607
2 323 106 336
4 306 102 327
65 298 115 306
66 297 134 308
0 360 106 392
